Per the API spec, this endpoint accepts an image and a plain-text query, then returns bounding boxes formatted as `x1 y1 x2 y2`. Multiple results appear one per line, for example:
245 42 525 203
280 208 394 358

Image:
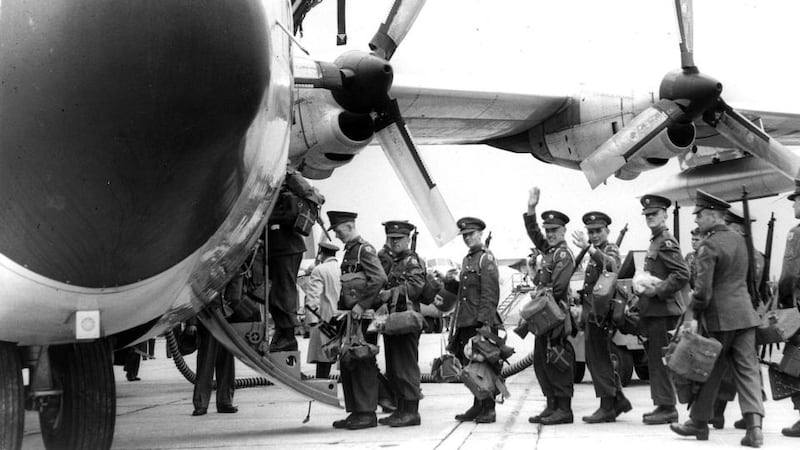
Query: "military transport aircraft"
2 0 800 449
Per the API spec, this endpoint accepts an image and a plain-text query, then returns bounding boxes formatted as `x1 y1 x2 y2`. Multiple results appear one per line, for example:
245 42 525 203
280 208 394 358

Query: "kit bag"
520 288 565 336
339 244 368 310
460 361 510 400
756 299 800 345
664 315 722 383
432 324 462 382
339 315 379 368
384 289 425 335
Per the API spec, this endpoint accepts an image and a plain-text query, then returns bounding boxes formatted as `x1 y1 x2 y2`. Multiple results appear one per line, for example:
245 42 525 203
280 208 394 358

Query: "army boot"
643 405 678 425
540 397 573 425
379 401 404 425
734 417 747 430
529 397 556 423
709 400 727 429
332 413 357 429
583 397 616 423
614 391 632 417
269 328 298 352
455 397 481 422
782 418 800 437
670 418 709 441
390 400 421 427
740 413 763 447
345 412 378 430
474 398 496 424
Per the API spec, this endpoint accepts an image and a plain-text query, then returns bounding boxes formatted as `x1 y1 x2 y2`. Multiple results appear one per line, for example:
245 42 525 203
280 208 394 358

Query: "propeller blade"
674 0 695 68
369 0 426 60
374 99 458 246
711 100 800 181
580 99 684 188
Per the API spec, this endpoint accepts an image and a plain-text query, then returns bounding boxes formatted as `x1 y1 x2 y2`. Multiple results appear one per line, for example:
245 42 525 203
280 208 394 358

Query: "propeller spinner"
581 0 800 189
296 0 458 246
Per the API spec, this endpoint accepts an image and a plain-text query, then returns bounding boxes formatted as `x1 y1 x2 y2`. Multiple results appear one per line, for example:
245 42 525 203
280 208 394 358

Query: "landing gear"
37 339 116 450
0 341 24 450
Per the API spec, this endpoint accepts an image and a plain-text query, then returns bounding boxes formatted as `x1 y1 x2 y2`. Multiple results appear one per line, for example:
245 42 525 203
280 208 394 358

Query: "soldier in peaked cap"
670 190 764 447
777 180 800 438
637 194 689 425
449 215 502 424
523 187 576 426
375 220 427 427
571 211 631 423
327 210 388 430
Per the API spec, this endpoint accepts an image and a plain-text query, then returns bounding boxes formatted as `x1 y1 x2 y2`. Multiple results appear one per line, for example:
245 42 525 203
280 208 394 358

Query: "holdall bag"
460 361 510 401
768 363 800 400
756 306 800 345
339 315 379 368
384 310 425 335
520 288 565 336
665 315 722 383
431 353 462 382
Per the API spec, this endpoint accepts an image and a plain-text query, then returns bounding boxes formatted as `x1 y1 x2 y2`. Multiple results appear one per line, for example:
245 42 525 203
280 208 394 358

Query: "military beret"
318 241 340 252
789 179 800 201
541 210 569 229
582 211 612 229
724 208 754 225
693 189 730 214
640 194 672 215
326 210 357 230
384 220 415 237
456 216 485 234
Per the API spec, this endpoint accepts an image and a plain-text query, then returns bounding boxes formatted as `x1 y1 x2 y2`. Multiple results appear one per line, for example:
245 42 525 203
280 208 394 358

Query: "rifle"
411 229 419 253
484 231 493 248
761 212 776 299
304 304 338 339
673 203 681 243
741 186 762 309
315 215 332 242
616 223 629 247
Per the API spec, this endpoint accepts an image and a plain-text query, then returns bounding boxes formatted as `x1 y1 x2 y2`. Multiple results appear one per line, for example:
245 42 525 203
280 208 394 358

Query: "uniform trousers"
640 315 679 406
453 326 478 367
585 319 622 398
267 252 302 329
384 332 422 401
533 335 575 398
340 319 378 413
193 325 235 410
690 327 764 421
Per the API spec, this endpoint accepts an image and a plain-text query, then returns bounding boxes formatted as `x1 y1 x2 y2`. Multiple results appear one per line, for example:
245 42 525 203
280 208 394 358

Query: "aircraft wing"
391 83 568 145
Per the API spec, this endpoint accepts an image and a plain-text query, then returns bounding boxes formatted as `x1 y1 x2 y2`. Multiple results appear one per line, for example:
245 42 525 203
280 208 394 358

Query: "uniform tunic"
778 224 800 409
383 250 426 401
581 241 622 398
688 224 764 421
524 213 576 399
640 225 689 406
338 236 387 413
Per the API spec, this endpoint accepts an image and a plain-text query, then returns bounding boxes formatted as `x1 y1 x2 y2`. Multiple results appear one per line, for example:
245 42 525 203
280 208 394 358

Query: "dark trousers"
585 320 622 398
533 335 575 398
365 330 396 405
640 315 679 406
690 328 764 421
453 326 478 367
193 325 235 410
340 320 378 413
384 332 422 401
267 252 302 329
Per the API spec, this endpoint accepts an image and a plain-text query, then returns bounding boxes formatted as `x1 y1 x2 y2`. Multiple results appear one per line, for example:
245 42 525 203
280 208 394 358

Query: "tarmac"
20 332 800 450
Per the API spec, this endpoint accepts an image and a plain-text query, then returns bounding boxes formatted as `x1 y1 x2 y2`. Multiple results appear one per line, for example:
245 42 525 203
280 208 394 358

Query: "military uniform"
328 211 387 430
379 221 427 427
577 212 631 423
524 210 576 425
670 191 763 447
450 217 502 424
780 181 800 437
638 195 689 424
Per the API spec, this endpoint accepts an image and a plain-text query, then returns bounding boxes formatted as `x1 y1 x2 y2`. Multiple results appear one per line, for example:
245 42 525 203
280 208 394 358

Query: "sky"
294 0 800 279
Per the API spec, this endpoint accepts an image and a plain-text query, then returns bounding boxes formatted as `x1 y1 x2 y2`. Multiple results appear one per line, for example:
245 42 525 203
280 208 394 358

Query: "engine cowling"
289 90 374 179
614 122 696 181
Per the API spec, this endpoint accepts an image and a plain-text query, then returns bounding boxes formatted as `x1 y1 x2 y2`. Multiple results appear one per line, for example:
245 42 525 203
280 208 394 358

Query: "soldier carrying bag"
519 287 565 336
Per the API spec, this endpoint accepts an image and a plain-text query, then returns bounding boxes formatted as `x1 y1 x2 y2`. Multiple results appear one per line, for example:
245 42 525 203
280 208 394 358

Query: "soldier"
304 241 342 379
450 216 502 424
685 228 705 289
328 211 388 430
524 187 576 425
571 211 632 423
376 221 427 427
637 194 689 425
670 190 764 447
778 181 800 438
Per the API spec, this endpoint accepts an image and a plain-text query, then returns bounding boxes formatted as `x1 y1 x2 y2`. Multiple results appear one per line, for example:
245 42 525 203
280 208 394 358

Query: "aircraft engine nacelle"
289 90 374 180
615 122 695 181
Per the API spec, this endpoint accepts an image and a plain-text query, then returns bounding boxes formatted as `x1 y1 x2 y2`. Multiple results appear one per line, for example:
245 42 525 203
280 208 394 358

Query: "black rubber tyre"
634 364 650 381
609 345 634 387
573 361 586 383
39 339 116 450
1 341 24 450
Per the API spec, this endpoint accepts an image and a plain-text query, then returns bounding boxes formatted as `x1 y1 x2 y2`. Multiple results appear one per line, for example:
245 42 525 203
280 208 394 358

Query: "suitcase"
665 327 722 382
769 363 800 400
520 289 565 336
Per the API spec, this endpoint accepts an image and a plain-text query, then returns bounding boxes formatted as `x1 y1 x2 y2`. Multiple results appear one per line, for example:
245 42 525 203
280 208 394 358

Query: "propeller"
296 0 459 246
580 0 800 188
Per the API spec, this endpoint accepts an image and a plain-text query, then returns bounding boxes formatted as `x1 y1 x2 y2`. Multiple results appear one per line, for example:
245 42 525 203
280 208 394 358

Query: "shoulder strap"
477 251 487 276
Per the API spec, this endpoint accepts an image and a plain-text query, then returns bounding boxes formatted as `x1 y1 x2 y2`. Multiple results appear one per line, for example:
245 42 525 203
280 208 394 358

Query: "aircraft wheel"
610 345 634 387
573 361 586 383
39 339 116 450
1 341 24 450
